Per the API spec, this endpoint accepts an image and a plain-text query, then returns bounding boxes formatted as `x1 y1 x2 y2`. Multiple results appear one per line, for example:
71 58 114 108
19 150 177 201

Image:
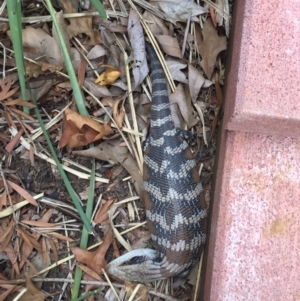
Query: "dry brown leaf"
18 228 34 250
5 109 17 129
87 45 107 60
0 80 19 101
112 97 125 129
72 227 113 274
73 139 143 199
166 58 188 83
156 35 182 58
6 181 38 207
21 26 63 67
0 189 7 211
78 59 87 88
27 250 51 289
3 98 35 108
75 262 103 281
48 232 74 242
58 108 113 150
170 84 198 128
188 63 213 103
125 282 149 301
21 220 56 227
84 78 114 98
0 284 18 301
142 11 169 36
4 243 20 276
196 19 227 79
210 6 217 27
8 107 35 121
59 1 101 45
152 0 207 23
95 67 122 86
94 199 115 225
128 9 149 88
48 239 58 263
19 209 54 270
20 275 48 301
5 128 24 153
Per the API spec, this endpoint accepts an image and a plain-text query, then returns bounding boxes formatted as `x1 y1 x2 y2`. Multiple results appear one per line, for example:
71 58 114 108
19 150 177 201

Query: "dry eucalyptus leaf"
156 35 182 58
142 10 169 36
197 19 227 79
166 58 188 83
152 0 207 23
128 9 149 88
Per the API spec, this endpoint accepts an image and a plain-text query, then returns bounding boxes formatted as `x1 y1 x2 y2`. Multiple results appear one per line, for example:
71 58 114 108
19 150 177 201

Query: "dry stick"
102 269 121 301
193 252 204 301
0 278 180 301
182 9 192 57
124 51 144 172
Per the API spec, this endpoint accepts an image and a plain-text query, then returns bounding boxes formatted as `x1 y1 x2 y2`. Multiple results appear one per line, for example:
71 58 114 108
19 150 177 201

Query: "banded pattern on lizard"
106 42 207 283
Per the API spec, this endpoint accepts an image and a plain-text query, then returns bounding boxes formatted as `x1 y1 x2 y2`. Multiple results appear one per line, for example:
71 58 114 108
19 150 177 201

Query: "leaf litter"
0 0 233 300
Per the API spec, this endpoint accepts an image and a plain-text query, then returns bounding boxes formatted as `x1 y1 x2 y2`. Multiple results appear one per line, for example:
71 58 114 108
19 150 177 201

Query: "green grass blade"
90 0 107 19
27 88 93 233
44 2 100 298
6 0 29 113
71 159 95 300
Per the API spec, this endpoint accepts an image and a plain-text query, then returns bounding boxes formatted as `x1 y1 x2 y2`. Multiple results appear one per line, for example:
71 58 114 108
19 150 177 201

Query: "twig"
0 278 180 301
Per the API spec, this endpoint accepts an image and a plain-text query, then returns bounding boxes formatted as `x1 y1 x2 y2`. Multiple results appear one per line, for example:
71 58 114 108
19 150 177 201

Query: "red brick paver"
203 0 300 300
224 0 300 138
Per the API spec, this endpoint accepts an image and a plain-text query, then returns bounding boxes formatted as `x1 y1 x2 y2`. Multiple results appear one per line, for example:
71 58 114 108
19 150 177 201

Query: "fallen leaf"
72 227 113 274
58 108 113 150
87 45 107 60
125 282 149 301
73 139 143 199
5 128 24 153
196 19 227 78
128 9 149 88
95 67 122 86
21 26 63 67
112 97 125 129
27 249 51 289
7 180 38 206
3 98 35 108
152 0 207 23
156 35 182 58
170 84 198 128
19 210 54 270
188 63 213 103
0 80 19 101
210 6 217 27
58 1 101 45
84 78 113 98
94 199 115 225
142 10 169 36
166 58 188 83
20 275 48 301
